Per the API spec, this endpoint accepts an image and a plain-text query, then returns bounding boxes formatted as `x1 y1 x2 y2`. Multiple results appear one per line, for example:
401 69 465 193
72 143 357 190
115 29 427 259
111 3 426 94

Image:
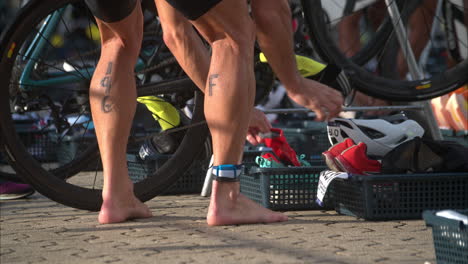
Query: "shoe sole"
322 152 341 172
0 190 35 200
334 155 364 175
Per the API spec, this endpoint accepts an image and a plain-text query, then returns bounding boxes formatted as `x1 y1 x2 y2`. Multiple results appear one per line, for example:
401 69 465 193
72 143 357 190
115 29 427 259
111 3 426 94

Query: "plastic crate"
54 133 101 170
441 129 468 147
243 150 264 167
13 120 57 162
18 130 57 162
240 166 333 211
275 121 330 159
423 209 468 264
331 173 468 220
127 153 208 194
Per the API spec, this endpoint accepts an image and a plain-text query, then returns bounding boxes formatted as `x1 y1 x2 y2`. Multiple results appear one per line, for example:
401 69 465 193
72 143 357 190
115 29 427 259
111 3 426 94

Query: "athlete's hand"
353 91 390 116
246 108 271 145
287 78 343 121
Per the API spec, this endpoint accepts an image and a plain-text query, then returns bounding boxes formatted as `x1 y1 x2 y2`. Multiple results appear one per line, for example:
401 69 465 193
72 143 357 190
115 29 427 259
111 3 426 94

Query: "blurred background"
0 0 23 35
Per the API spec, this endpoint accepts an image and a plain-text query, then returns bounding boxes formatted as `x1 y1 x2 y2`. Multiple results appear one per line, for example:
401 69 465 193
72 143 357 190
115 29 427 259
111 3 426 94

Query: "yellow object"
416 83 432 90
51 34 64 48
259 53 326 77
137 96 180 130
7 42 16 58
85 24 101 42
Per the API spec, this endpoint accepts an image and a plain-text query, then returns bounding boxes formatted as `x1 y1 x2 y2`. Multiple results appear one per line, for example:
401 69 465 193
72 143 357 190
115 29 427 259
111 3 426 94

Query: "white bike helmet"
327 114 425 157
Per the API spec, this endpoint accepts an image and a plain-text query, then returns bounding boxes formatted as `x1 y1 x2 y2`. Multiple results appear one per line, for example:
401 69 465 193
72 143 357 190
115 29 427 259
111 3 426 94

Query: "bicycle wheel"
303 0 468 101
0 0 209 211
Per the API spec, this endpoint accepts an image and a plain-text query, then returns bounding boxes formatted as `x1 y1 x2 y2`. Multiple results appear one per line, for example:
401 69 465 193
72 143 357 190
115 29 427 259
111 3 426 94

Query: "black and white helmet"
327 114 425 157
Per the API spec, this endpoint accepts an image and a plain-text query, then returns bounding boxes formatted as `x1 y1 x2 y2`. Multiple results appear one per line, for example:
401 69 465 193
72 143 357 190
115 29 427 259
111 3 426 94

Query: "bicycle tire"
0 0 209 211
302 0 468 101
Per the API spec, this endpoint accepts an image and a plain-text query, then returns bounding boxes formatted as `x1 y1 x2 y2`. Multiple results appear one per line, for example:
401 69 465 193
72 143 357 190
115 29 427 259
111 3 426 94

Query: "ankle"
210 181 240 208
102 183 134 202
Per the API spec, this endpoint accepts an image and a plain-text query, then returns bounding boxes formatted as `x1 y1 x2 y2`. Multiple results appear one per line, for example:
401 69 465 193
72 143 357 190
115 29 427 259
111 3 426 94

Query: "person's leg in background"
251 0 343 120
396 0 438 79
86 0 152 224
336 1 389 116
337 11 363 58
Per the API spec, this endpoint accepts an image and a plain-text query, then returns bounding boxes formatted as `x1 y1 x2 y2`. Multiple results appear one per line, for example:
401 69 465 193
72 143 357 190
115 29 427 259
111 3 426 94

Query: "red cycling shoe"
334 142 382 175
262 128 301 166
261 152 280 163
322 138 355 171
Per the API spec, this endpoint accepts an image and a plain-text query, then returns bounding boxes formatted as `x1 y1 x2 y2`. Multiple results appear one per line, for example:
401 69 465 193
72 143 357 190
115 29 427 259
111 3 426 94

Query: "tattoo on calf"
208 74 219 96
101 62 114 113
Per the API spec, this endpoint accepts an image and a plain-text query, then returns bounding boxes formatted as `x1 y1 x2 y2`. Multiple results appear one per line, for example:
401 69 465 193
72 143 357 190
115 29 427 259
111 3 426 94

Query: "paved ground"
1 178 437 264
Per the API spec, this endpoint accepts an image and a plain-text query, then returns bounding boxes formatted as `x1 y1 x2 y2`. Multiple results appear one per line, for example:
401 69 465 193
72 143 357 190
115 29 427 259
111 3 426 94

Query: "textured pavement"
1 176 437 264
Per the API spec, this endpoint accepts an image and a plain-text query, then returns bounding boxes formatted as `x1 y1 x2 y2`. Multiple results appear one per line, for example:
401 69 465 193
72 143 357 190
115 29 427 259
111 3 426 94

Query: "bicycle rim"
303 0 468 101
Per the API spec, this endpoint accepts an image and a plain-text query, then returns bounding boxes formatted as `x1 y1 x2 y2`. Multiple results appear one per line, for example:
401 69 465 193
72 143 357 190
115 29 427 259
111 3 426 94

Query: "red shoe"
334 142 381 175
261 152 280 163
262 128 301 166
322 138 355 171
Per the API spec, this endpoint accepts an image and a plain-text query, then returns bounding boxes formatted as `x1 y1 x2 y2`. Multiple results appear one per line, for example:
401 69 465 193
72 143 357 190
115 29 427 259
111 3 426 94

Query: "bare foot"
207 182 288 226
98 195 153 224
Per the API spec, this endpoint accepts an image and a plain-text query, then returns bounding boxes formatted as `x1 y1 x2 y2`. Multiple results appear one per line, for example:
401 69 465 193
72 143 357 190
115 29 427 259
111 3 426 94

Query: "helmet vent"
331 137 338 145
396 135 409 144
336 120 353 129
341 130 349 139
357 125 385 139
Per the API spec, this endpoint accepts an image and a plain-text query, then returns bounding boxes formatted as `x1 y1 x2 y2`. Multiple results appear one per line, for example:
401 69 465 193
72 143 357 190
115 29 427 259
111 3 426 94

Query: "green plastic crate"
331 173 468 220
243 150 265 167
240 166 333 211
54 133 100 169
275 121 330 159
423 209 468 264
127 153 208 195
13 120 57 162
441 129 468 147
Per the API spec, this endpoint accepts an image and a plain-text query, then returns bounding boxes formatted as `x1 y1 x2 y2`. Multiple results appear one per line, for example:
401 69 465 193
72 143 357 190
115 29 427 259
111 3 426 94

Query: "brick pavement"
1 181 437 264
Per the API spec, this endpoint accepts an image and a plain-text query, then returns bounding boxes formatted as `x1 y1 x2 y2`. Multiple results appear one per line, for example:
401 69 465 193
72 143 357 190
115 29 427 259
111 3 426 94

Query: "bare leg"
251 0 343 120
336 2 388 114
337 11 363 57
90 4 152 224
154 0 271 138
156 0 286 226
396 0 437 79
154 0 210 90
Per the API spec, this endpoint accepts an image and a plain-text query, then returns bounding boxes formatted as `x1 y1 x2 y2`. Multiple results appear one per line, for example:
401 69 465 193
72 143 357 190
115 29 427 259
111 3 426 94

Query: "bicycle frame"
384 0 444 139
18 5 149 91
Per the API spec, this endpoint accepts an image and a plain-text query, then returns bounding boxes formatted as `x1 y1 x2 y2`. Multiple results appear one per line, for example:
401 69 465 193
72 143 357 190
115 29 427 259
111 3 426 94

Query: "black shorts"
85 0 137 23
165 0 223 20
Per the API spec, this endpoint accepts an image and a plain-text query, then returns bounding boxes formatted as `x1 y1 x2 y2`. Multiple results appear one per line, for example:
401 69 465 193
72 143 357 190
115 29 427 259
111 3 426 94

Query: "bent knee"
101 32 142 60
98 10 143 59
210 21 256 57
161 21 194 51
